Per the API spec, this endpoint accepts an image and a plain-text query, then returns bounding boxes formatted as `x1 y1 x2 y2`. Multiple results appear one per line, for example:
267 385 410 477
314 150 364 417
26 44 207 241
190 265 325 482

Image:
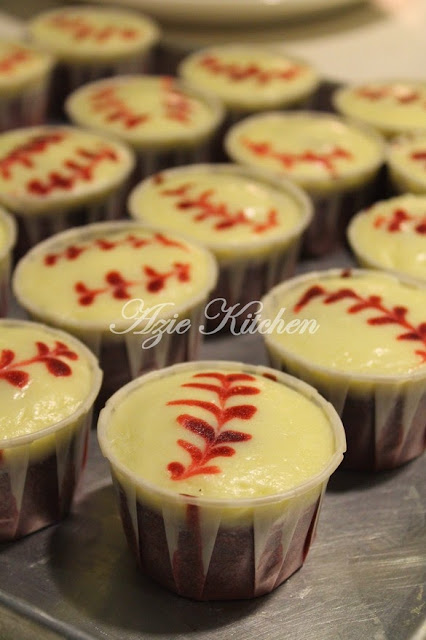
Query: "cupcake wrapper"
133 144 212 182
0 82 49 133
0 252 12 317
113 473 326 600
304 180 378 257
15 186 127 258
80 303 205 411
0 409 92 542
49 53 153 117
267 351 426 471
206 241 301 332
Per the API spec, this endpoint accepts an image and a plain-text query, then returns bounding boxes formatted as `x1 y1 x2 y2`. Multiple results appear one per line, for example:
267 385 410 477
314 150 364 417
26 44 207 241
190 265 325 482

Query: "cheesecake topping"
198 54 302 85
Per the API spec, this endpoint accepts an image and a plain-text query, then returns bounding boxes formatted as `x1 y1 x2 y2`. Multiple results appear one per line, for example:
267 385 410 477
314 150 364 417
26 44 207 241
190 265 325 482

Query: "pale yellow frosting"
30 7 159 63
348 194 426 283
179 46 319 112
0 40 52 98
334 81 426 138
104 367 335 499
262 270 426 377
0 126 134 215
226 112 384 194
388 135 426 194
128 165 309 261
66 76 223 151
13 224 217 331
0 322 95 439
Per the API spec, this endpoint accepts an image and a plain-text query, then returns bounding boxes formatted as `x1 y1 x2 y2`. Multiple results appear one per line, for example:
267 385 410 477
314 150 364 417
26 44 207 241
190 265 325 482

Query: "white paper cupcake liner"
0 81 49 132
0 320 102 541
15 184 128 258
262 269 426 471
98 360 346 600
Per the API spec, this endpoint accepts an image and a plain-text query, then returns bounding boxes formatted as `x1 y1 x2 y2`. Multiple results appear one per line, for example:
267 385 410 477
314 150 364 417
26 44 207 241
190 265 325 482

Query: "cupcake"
13 221 218 402
0 125 134 254
65 75 224 180
0 206 17 316
0 40 53 132
0 319 102 541
333 81 426 139
128 164 312 330
178 45 319 120
388 134 426 194
225 111 385 256
97 360 345 600
348 194 426 284
29 6 159 110
261 268 426 471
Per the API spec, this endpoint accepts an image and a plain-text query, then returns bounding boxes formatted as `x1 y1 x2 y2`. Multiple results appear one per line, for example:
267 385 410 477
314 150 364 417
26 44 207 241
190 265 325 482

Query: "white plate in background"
85 0 366 26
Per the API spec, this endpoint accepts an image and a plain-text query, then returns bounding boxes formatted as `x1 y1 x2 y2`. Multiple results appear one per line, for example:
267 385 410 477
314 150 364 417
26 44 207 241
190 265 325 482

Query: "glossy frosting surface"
264 271 426 376
30 7 158 62
349 195 426 282
66 77 220 148
106 368 335 498
130 168 304 247
14 227 215 326
0 324 93 439
335 82 426 135
226 113 382 191
180 46 318 110
389 135 426 191
0 40 52 95
0 126 133 213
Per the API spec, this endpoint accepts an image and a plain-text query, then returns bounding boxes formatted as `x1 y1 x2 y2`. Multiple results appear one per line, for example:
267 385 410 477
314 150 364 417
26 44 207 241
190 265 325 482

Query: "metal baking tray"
1 248 425 640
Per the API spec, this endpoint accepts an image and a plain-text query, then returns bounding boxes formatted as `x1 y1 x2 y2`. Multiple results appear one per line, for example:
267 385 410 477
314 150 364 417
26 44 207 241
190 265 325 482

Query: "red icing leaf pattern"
0 49 32 74
410 150 426 170
242 138 352 178
90 86 149 129
74 262 191 305
199 54 302 84
161 78 192 124
0 133 65 180
44 232 187 266
0 341 79 388
160 181 279 233
166 372 259 480
0 132 119 194
373 208 426 235
49 15 139 41
294 283 426 363
356 85 425 106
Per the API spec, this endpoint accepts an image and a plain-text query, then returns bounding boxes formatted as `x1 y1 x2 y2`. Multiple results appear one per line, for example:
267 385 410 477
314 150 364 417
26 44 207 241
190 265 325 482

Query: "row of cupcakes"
1 114 426 262
2 263 426 596
1 5 426 139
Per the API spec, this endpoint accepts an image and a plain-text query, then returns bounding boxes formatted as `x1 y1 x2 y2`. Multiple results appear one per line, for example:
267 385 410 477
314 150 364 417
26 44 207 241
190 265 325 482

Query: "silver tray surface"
0 249 425 640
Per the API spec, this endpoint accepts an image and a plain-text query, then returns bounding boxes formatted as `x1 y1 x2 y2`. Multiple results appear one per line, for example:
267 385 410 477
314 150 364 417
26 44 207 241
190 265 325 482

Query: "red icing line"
373 208 426 235
160 181 279 233
166 372 258 480
242 138 352 177
199 54 302 84
90 86 149 129
74 262 191 305
356 85 424 106
27 146 118 195
44 232 187 266
48 15 139 41
294 282 426 363
410 150 426 170
0 49 32 74
161 77 192 124
0 341 78 388
0 132 65 180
